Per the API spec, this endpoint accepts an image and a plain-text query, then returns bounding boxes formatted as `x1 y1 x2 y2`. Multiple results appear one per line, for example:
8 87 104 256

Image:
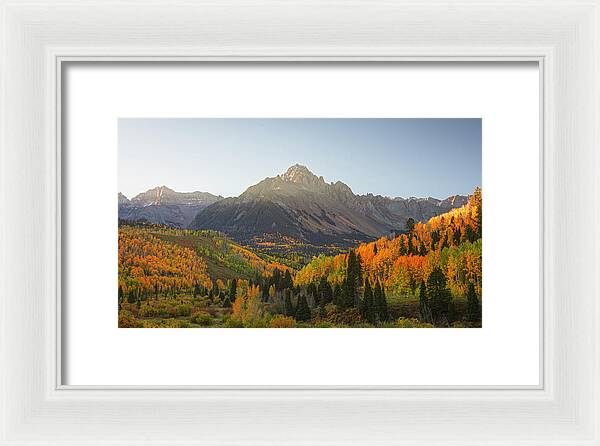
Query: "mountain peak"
281 164 320 184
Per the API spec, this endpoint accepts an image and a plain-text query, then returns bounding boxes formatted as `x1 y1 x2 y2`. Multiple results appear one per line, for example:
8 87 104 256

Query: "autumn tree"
230 285 263 326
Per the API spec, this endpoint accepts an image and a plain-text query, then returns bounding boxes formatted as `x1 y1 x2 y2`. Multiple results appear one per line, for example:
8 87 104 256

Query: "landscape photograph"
118 118 482 328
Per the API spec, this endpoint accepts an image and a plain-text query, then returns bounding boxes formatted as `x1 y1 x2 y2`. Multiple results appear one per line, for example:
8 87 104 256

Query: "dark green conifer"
283 269 294 290
418 280 433 323
373 280 389 322
427 267 452 325
343 250 359 308
229 279 237 301
307 283 318 306
466 282 481 322
333 283 343 307
399 237 407 256
318 276 333 306
360 278 375 324
284 289 294 317
295 294 311 322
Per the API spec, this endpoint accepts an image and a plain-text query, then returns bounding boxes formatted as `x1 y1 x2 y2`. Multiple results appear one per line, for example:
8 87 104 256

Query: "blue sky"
119 118 481 199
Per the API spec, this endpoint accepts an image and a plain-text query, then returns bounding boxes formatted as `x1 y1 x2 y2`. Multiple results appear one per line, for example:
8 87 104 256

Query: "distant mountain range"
189 164 468 245
119 164 469 251
118 186 223 228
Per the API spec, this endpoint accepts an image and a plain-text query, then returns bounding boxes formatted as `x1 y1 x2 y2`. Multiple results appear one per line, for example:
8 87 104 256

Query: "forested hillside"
118 189 481 328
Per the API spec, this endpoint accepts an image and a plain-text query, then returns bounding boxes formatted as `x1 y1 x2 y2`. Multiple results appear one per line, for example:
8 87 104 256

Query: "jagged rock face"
130 186 222 206
118 192 131 205
190 164 468 244
118 187 223 228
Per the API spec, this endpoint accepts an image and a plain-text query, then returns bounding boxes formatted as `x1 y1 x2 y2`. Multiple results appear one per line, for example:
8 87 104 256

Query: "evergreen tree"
470 187 482 239
373 244 378 255
399 237 407 256
261 281 270 301
466 282 481 322
407 235 414 256
419 240 427 256
418 280 432 323
210 281 219 299
118 285 123 310
295 294 311 322
222 296 232 308
406 217 415 232
272 268 282 291
127 289 136 304
464 224 477 243
343 250 359 308
360 278 375 324
333 283 343 307
283 269 294 290
431 230 440 251
373 280 389 322
229 279 237 301
448 299 458 324
441 233 449 250
427 267 451 325
284 289 294 317
453 227 462 245
356 254 363 288
318 276 333 306
307 283 318 306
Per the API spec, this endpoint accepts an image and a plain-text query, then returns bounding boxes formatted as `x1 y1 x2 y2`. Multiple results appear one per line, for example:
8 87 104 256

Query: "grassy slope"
149 228 287 282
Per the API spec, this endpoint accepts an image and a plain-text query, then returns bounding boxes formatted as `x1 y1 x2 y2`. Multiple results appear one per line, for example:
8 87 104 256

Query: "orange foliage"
295 189 482 297
118 226 211 296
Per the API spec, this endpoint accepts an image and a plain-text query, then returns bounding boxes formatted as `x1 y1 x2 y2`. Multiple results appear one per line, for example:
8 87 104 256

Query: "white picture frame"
1 1 598 444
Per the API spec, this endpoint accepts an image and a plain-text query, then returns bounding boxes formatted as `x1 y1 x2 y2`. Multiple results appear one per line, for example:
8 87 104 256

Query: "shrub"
316 307 363 327
269 315 296 328
312 321 334 328
140 318 181 328
395 317 434 328
223 316 243 328
176 303 192 317
191 311 213 327
118 310 139 328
